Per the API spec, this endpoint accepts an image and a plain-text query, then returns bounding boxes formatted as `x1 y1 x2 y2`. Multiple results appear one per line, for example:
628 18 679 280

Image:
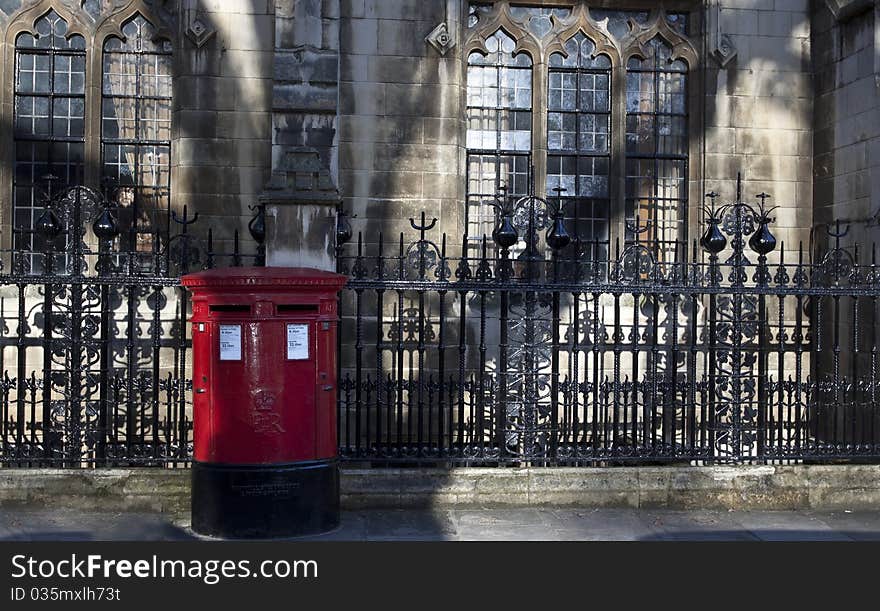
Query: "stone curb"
1 465 878 515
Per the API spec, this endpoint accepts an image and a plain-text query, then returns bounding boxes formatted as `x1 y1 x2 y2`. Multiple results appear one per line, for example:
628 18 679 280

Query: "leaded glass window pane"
625 37 689 260
589 8 650 41
101 14 173 266
13 10 86 272
547 33 612 255
466 3 693 255
466 30 533 247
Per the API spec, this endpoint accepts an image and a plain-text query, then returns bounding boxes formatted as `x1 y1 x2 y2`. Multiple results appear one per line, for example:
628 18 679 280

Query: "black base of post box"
191 459 339 539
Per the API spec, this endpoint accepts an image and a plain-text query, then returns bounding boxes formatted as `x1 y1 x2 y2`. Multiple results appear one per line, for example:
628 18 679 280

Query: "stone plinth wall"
3 465 880 513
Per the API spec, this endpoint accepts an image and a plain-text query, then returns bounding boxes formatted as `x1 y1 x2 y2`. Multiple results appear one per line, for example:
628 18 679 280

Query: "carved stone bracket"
825 0 874 21
426 21 456 56
707 1 737 67
183 0 214 48
426 0 460 56
185 14 214 47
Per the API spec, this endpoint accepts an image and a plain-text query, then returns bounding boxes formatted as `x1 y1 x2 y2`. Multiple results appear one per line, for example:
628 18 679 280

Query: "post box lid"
181 266 348 291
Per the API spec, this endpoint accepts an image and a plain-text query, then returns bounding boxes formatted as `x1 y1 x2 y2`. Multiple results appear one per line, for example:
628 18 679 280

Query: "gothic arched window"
13 10 86 258
547 33 612 258
466 29 533 247
101 14 173 260
5 4 174 273
625 36 689 260
464 4 697 258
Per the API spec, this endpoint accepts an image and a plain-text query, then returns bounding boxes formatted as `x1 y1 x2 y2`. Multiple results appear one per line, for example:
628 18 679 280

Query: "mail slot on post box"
181 267 348 539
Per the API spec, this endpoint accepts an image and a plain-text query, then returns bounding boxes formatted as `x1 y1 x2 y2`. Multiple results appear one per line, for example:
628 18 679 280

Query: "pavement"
3 507 880 541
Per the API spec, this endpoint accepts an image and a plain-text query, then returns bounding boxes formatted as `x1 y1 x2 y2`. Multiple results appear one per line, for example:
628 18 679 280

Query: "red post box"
181 266 347 538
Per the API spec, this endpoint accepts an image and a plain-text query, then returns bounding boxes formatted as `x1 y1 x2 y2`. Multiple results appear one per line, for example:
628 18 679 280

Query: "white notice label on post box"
287 324 309 360
219 325 242 361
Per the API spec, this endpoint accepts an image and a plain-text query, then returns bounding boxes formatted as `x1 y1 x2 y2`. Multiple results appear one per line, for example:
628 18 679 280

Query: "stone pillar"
811 0 880 442
264 0 341 271
260 149 340 270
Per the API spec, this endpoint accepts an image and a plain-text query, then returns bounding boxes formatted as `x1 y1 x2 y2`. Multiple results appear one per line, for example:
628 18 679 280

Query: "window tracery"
465 2 698 256
2 1 175 271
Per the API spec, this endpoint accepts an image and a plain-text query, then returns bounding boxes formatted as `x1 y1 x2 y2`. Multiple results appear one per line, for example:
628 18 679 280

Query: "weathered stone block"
377 19 430 56
339 115 423 144
422 172 462 199
368 55 460 86
385 83 457 118
176 138 231 166
422 117 462 144
772 205 812 227
365 0 442 21
705 127 736 152
202 0 272 14
365 143 459 173
274 112 337 150
232 77 273 110
322 0 341 20
323 17 340 50
757 9 792 37
340 54 369 80
219 12 275 51
274 82 338 112
293 0 323 47
341 17 378 55
175 77 238 112
274 49 339 84
724 8 759 35
340 0 366 19
339 81 385 115
216 110 271 140
339 169 423 198
773 0 810 13
172 110 219 139
222 50 275 79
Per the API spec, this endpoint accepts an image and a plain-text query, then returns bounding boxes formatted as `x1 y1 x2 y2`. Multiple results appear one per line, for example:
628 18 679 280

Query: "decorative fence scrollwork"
4 171 880 468
337 173 880 465
0 177 264 467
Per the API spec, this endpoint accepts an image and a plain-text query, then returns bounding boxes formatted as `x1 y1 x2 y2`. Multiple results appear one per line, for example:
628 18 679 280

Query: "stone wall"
4 465 880 512
0 1 843 269
262 0 341 271
272 0 340 181
812 0 880 248
706 0 814 261
810 0 880 391
173 0 274 254
338 0 465 253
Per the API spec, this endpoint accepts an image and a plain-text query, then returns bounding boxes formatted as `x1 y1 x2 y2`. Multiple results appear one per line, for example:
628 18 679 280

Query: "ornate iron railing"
0 178 265 467
336 175 880 465
4 175 879 469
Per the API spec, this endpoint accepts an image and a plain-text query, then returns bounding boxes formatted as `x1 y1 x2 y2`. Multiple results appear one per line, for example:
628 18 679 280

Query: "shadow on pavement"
638 530 880 542
0 517 198 542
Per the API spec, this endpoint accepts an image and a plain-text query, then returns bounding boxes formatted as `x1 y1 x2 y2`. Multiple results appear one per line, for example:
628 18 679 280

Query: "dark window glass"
466 30 533 248
13 10 86 271
547 34 612 258
625 37 688 260
101 14 173 266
